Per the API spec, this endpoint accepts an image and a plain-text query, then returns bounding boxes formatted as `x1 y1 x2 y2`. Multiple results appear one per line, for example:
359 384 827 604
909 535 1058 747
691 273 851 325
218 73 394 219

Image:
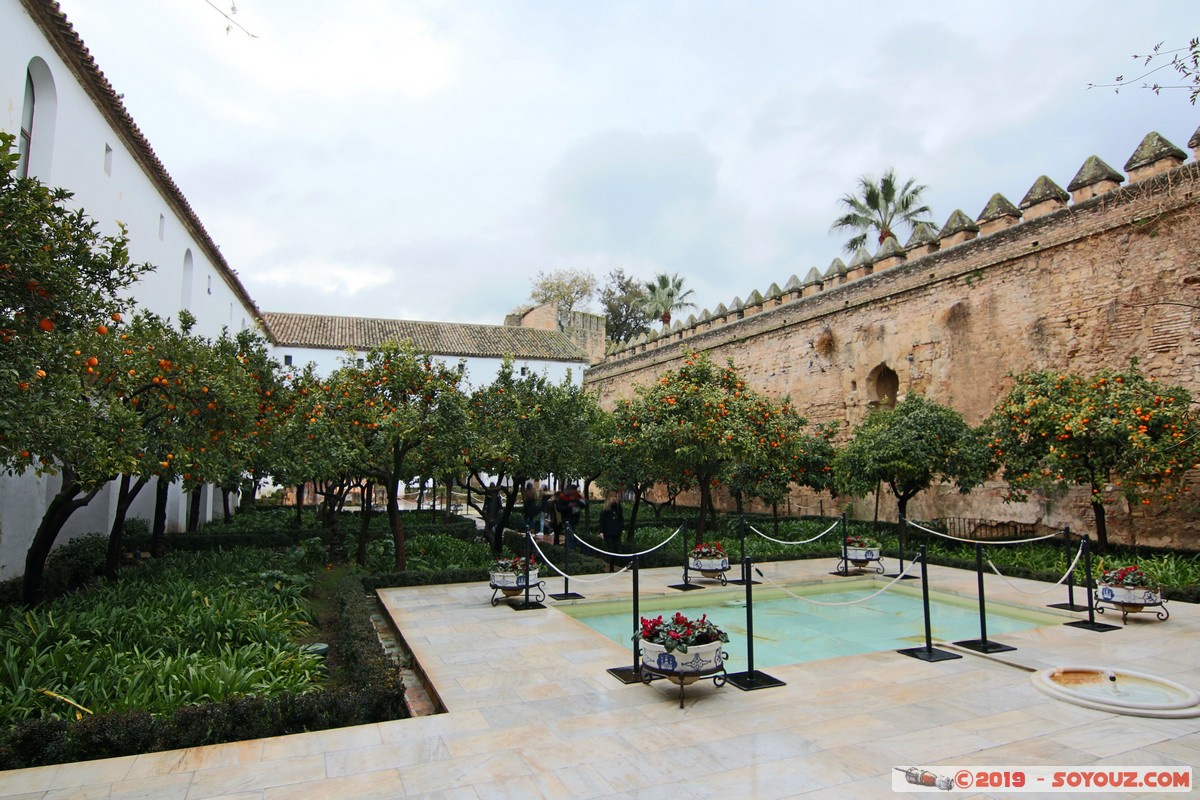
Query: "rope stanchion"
1064 537 1121 633
954 542 1017 654
607 555 656 685
726 557 786 692
1046 527 1089 611
549 522 585 601
668 522 703 591
897 545 962 663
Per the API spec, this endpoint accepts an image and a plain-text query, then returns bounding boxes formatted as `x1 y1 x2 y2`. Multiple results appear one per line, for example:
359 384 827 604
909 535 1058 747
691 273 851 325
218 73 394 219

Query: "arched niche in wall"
181 249 194 312
19 57 58 179
866 363 899 408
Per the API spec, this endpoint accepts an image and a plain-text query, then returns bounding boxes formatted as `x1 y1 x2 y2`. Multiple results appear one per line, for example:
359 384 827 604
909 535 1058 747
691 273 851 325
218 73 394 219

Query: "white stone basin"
1032 666 1200 718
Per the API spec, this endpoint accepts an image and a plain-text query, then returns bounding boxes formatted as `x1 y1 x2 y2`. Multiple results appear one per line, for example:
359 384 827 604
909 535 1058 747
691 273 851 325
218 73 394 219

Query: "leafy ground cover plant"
0 549 319 723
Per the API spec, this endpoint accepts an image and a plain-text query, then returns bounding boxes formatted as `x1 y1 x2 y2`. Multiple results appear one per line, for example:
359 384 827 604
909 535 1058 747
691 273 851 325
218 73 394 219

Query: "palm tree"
830 168 933 254
642 273 697 330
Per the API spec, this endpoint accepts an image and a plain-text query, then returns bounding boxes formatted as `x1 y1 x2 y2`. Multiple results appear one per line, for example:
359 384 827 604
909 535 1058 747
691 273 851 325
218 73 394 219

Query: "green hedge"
0 575 406 770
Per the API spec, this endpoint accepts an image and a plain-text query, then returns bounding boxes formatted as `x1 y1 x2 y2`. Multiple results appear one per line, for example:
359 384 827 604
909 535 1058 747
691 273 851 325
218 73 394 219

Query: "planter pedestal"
640 640 728 707
837 547 884 576
1094 584 1168 624
686 557 730 586
489 571 546 606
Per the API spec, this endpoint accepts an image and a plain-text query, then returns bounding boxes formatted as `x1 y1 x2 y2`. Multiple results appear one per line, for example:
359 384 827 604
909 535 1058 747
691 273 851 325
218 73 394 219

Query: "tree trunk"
385 476 406 572
696 479 714 544
151 477 169 557
1091 499 1109 553
295 483 306 528
106 473 148 581
221 486 233 523
186 487 202 532
626 490 642 544
23 470 103 606
357 480 374 567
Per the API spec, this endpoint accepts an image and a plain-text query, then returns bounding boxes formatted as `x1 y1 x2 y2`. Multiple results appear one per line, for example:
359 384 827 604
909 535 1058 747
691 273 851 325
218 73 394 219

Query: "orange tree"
356 340 466 571
463 360 579 548
834 393 991 524
1 132 148 475
985 364 1200 551
613 351 775 541
727 398 836 519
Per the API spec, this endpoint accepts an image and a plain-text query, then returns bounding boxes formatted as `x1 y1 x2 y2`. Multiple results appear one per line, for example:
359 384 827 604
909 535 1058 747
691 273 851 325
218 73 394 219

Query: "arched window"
866 363 899 408
18 58 58 179
181 250 194 312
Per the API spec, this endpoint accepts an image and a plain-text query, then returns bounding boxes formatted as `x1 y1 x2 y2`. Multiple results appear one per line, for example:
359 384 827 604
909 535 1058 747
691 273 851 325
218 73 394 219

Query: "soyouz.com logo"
892 766 1192 793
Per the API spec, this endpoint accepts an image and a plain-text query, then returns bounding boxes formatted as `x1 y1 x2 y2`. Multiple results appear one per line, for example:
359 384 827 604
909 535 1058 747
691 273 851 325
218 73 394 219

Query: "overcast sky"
54 1 1199 327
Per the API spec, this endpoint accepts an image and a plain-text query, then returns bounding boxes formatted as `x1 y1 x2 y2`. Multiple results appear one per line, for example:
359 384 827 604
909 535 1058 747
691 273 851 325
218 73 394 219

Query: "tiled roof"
22 1 270 339
262 312 589 362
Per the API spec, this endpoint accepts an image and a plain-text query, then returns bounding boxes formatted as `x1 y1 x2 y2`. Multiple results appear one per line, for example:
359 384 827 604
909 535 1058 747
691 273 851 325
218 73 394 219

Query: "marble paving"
1 555 1197 799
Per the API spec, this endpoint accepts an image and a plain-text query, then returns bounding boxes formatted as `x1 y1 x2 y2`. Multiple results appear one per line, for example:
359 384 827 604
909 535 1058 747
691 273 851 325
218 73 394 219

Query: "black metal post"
608 555 651 683
898 545 961 662
728 558 785 691
550 522 584 600
1048 526 1086 611
955 542 1016 653
1065 536 1120 632
511 530 545 610
729 516 749 585
669 521 702 591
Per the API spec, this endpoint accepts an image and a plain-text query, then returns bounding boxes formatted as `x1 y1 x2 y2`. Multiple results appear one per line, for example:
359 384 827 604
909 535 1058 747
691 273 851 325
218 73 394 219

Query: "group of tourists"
480 479 627 571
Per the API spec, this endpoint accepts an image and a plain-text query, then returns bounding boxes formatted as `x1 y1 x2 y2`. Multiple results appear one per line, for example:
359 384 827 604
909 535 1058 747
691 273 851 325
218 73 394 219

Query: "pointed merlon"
904 221 939 249
715 302 729 316
1066 155 1124 203
685 313 697 327
824 258 847 279
1125 132 1187 182
804 266 824 284
746 289 764 307
700 308 712 322
939 209 979 247
783 274 802 293
766 282 782 299
873 235 906 272
977 193 1021 234
846 246 874 279
1190 125 1200 160
730 296 744 310
1018 175 1069 220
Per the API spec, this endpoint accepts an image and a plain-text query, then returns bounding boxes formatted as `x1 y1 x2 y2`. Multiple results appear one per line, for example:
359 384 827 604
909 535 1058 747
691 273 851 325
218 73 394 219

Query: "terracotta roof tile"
262 312 588 362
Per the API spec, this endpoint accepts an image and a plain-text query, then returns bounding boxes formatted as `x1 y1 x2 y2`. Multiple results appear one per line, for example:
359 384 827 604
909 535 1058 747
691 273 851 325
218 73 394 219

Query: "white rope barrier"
754 559 921 607
748 518 840 546
571 524 683 559
528 536 630 583
906 519 1062 545
984 543 1087 596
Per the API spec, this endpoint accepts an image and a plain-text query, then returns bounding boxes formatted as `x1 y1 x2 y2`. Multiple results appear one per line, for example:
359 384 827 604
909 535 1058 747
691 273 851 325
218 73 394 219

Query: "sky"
53 1 1200 328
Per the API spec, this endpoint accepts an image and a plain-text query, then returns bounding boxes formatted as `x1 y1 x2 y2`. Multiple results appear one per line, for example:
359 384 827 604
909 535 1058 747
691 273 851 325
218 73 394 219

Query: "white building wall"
277 346 583 388
0 1 262 577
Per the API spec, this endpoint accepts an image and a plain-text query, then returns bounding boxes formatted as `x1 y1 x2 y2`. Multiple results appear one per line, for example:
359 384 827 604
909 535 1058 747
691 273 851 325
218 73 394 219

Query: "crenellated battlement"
596 127 1200 367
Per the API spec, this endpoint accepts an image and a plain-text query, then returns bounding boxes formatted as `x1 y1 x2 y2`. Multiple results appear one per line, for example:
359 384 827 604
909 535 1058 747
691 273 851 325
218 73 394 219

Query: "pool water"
562 579 1063 668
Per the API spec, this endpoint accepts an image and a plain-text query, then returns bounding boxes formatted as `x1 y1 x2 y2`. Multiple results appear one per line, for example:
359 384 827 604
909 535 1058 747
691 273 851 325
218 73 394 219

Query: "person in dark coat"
522 481 539 534
598 490 624 572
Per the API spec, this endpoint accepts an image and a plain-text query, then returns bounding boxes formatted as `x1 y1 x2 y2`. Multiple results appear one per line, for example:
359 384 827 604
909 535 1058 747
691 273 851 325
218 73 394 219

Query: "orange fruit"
38 318 54 332
96 325 108 335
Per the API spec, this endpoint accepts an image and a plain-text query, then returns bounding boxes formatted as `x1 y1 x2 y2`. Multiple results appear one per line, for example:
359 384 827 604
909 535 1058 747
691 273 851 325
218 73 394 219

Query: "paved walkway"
0 557 1197 798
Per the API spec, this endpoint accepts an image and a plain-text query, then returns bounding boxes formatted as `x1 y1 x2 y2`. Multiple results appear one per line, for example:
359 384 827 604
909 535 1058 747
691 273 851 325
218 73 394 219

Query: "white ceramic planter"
641 639 724 683
691 556 729 574
845 546 879 564
490 570 539 593
1097 584 1161 609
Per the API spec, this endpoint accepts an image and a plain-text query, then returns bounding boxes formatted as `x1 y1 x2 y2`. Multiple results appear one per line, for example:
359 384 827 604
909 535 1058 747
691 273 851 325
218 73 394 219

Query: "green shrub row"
0 573 406 770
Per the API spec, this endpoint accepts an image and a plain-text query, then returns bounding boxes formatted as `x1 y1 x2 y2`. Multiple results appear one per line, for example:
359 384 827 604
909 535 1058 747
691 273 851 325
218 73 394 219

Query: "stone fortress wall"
583 128 1200 548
